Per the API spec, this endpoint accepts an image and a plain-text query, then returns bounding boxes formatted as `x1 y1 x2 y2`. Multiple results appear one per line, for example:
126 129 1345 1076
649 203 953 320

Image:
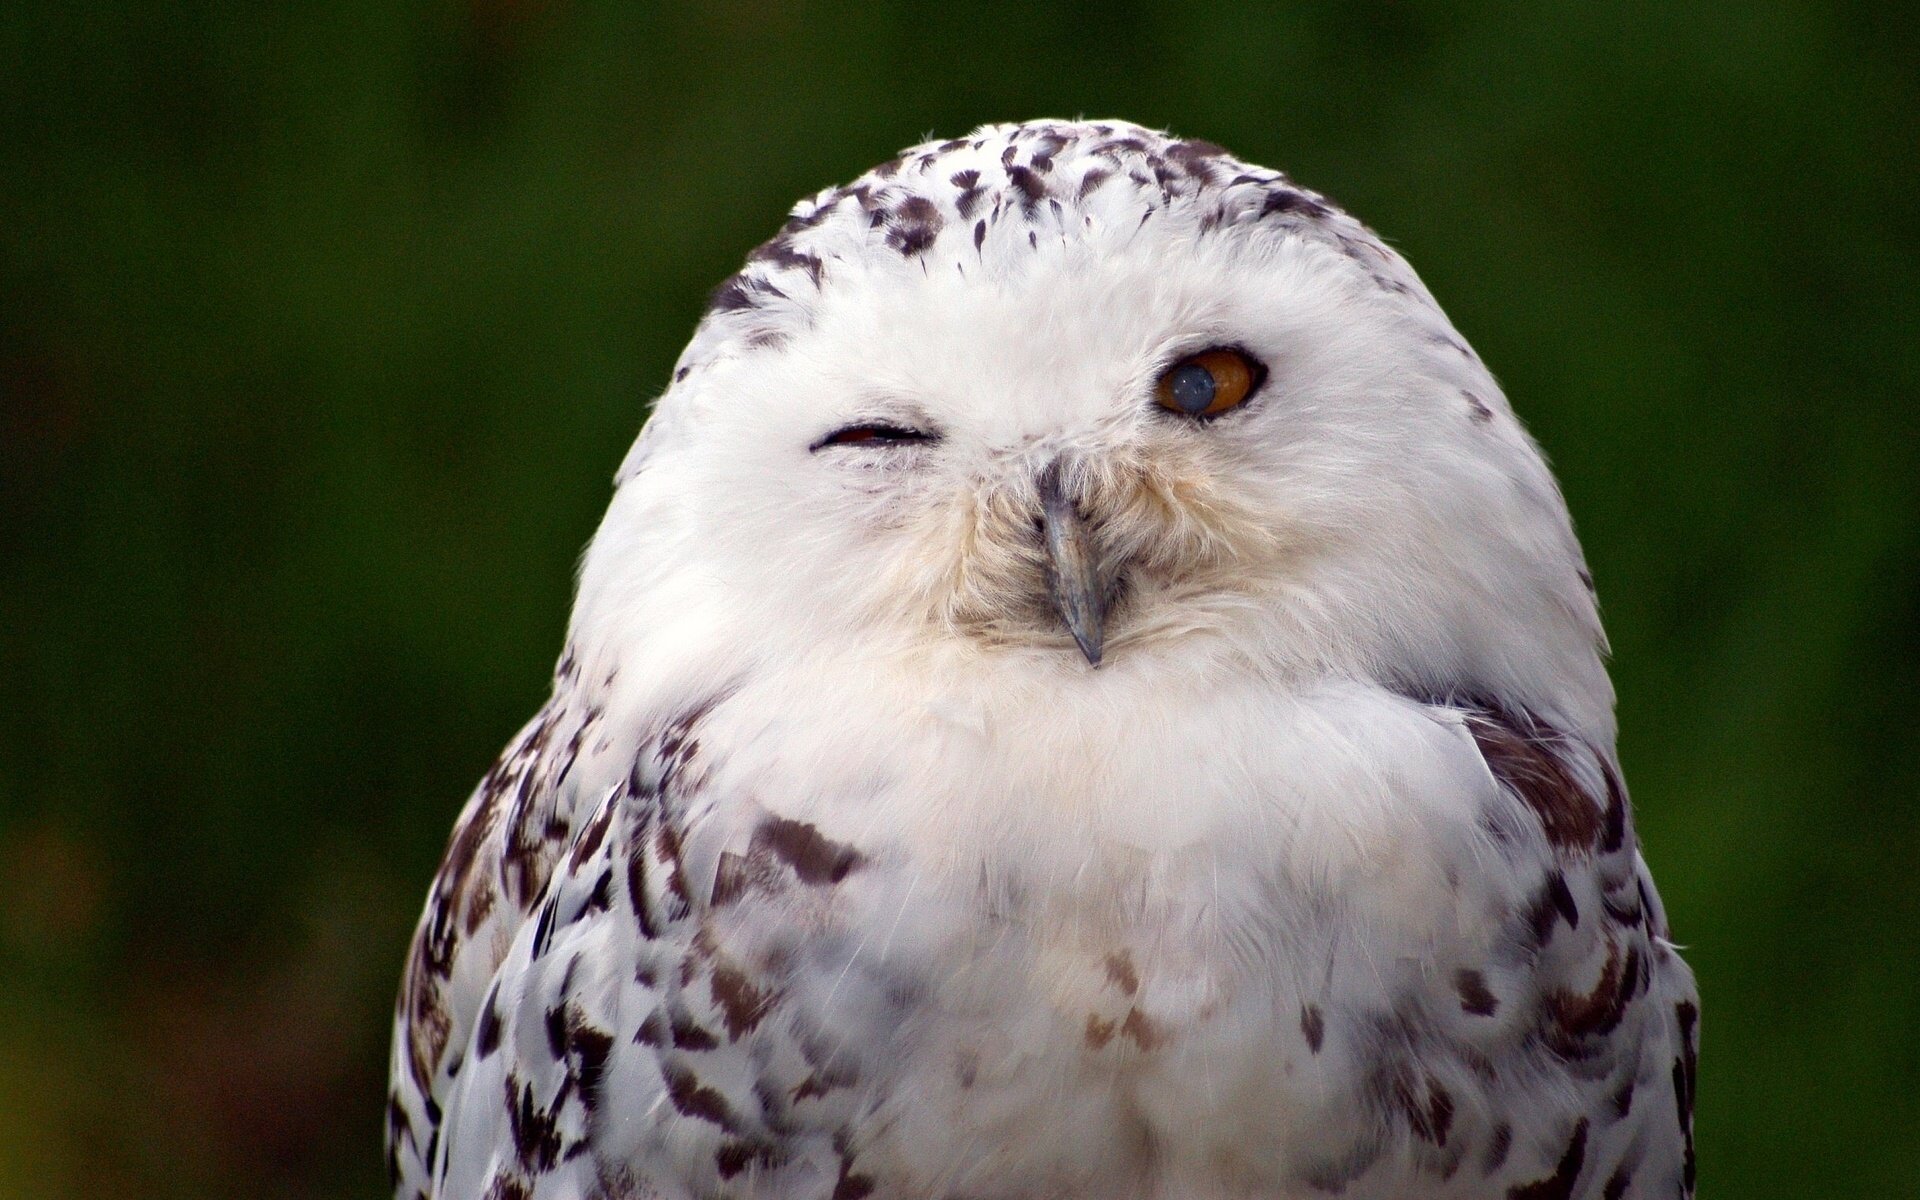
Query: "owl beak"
1037 462 1107 667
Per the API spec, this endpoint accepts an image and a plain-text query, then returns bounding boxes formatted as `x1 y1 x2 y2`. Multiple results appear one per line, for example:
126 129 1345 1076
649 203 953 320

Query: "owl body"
390 121 1697 1200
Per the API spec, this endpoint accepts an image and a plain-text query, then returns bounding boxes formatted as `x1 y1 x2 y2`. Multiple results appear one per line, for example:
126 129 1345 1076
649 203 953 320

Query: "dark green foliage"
1 2 1914 1196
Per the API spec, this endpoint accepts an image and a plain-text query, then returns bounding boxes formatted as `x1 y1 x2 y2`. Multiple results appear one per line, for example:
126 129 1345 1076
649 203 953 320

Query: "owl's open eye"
1154 348 1266 418
812 423 937 451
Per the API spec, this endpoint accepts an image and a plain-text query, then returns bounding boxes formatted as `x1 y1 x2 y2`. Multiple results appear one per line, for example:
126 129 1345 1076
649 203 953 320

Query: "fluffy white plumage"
389 120 1697 1200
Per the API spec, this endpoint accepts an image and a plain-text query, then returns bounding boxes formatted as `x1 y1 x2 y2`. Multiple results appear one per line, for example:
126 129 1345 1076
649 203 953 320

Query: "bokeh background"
3 1 1916 1196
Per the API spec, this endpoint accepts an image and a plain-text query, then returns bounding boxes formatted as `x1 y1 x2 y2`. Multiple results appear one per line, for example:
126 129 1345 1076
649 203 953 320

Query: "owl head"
574 120 1611 741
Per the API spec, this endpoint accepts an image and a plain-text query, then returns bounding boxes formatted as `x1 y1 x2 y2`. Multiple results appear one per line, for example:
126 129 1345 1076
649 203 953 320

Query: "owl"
388 120 1698 1200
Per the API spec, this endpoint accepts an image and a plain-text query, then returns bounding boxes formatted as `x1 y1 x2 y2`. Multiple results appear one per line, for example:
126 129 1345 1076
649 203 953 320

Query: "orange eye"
1154 348 1264 418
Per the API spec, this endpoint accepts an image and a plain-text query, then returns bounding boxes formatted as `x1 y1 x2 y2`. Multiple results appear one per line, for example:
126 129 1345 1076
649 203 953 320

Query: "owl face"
584 122 1608 732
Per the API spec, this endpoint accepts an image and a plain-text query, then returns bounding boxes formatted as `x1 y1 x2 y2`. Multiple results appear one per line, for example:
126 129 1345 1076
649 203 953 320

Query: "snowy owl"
388 120 1698 1200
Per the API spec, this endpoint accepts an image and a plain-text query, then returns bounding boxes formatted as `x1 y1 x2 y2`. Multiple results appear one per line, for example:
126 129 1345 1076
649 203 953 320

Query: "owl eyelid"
810 422 941 452
1152 343 1269 386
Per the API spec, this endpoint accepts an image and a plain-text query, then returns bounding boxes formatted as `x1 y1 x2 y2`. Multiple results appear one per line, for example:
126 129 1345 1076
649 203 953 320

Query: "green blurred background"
3 1 1915 1196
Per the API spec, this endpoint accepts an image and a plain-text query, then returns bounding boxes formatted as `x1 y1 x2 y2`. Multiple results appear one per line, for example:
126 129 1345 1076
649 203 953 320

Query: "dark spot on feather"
1260 188 1328 219
1120 1008 1161 1051
1398 1077 1455 1146
384 1099 412 1189
625 812 657 938
1597 757 1628 853
715 1138 779 1179
654 819 693 916
1456 969 1499 1016
1674 1000 1699 1186
1077 168 1110 198
505 1072 565 1171
708 274 759 312
711 851 751 908
670 1012 719 1051
833 1159 876 1200
715 1141 753 1179
1465 391 1493 422
1602 1164 1633 1200
1546 937 1634 1047
402 975 450 1095
1610 1076 1636 1120
955 1048 979 1089
1085 1013 1116 1050
528 897 558 961
1507 1119 1588 1200
746 241 825 284
779 204 831 236
1301 1003 1325 1053
754 815 865 885
1484 1122 1513 1172
663 1062 736 1128
475 991 503 1058
1463 704 1604 852
567 1018 614 1112
1527 870 1581 947
1104 951 1140 997
1164 139 1226 184
890 224 938 256
711 962 774 1039
886 195 943 257
634 1010 667 1047
581 866 613 916
1601 884 1641 926
1006 165 1048 210
484 1175 531 1200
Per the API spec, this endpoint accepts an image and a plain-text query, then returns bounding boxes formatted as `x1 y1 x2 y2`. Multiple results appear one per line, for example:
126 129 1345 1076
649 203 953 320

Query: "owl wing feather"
1409 691 1699 1199
392 681 861 1200
391 678 1697 1200
387 674 610 1199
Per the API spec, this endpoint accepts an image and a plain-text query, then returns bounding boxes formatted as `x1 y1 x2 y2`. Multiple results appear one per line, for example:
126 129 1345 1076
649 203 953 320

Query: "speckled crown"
672 119 1421 380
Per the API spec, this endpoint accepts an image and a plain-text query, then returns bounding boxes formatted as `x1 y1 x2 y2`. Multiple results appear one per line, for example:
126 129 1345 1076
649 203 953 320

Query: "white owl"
388 119 1698 1200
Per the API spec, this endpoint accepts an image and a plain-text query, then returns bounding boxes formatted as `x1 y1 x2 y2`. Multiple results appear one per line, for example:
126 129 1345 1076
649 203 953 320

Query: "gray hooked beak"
1037 462 1107 667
